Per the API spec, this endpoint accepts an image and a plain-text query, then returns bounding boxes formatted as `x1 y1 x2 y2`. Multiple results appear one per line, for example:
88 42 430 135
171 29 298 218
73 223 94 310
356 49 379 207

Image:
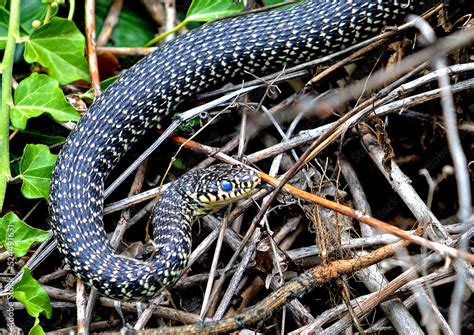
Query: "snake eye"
220 180 233 192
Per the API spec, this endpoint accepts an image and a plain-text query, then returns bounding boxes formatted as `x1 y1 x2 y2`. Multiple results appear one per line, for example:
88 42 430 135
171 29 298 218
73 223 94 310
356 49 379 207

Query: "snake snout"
216 164 260 198
237 169 261 193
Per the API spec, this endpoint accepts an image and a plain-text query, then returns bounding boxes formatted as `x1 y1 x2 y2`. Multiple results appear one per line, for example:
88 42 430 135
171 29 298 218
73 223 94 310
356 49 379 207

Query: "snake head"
188 163 260 214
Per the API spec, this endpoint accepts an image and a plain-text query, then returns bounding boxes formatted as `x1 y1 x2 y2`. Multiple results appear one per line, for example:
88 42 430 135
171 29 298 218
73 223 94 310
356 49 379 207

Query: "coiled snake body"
49 0 440 300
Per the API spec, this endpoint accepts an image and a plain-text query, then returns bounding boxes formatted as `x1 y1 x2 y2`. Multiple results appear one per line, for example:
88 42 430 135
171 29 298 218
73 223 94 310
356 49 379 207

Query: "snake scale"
49 0 445 301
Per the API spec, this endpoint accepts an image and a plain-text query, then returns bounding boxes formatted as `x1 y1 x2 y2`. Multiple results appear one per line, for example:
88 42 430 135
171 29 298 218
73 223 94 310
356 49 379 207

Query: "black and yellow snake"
49 0 446 301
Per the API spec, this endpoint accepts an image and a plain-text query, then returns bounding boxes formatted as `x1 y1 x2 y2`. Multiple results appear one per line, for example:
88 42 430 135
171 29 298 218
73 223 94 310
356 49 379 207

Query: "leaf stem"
144 19 188 47
68 0 75 20
0 0 20 211
44 4 52 24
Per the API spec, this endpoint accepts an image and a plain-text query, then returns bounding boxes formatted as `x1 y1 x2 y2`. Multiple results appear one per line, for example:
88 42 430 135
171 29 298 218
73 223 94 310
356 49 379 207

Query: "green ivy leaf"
0 4 38 51
186 0 244 22
0 7 9 50
172 156 186 170
12 268 52 319
29 317 46 335
146 0 243 46
96 0 155 47
17 144 57 199
0 212 50 257
20 0 52 34
10 73 80 130
177 115 200 133
24 17 90 84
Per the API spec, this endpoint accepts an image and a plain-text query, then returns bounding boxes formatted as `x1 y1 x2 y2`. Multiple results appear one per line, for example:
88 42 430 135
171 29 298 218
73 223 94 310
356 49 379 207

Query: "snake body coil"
49 0 439 300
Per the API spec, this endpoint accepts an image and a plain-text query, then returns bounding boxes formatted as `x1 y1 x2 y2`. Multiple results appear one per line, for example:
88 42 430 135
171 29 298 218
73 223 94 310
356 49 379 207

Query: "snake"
48 0 447 301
